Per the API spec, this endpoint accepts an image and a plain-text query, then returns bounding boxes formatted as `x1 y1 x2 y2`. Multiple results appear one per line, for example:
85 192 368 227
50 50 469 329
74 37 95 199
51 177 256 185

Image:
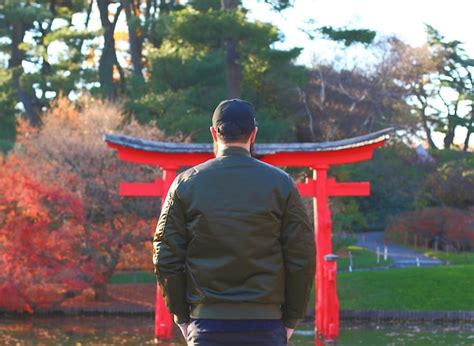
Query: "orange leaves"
0 155 95 312
47 96 79 124
1 96 167 309
23 304 34 314
386 207 474 251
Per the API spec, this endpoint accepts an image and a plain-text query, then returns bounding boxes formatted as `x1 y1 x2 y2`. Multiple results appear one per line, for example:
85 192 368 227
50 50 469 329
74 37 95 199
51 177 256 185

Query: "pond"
1 316 473 345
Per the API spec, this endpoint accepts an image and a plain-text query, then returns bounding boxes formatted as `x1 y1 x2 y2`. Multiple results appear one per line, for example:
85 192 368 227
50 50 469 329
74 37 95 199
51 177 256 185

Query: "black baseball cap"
212 99 257 139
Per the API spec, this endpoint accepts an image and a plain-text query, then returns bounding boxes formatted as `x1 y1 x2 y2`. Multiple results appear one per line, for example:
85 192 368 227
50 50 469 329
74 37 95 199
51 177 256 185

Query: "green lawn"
111 245 391 285
110 271 156 284
337 246 392 271
337 265 474 311
111 262 474 312
423 250 474 265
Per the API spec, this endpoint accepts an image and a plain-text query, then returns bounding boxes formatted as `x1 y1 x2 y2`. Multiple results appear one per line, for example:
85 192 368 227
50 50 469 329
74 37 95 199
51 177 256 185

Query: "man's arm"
280 178 316 329
153 179 189 324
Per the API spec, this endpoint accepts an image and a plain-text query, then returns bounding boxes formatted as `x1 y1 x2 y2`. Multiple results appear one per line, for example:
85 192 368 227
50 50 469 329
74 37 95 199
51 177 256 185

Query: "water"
295 321 474 345
0 316 473 345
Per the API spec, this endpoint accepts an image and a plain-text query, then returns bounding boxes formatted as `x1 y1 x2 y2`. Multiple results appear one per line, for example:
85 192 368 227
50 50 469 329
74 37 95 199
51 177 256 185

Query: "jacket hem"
190 303 282 320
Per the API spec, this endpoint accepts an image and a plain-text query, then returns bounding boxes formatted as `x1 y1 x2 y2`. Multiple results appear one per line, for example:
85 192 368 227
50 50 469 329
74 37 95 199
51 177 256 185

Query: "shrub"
385 207 474 251
0 156 101 312
13 96 173 300
417 152 474 209
331 142 432 231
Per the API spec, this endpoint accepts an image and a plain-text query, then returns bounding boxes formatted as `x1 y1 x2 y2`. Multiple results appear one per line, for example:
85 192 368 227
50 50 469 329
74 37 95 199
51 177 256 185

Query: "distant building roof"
103 128 393 155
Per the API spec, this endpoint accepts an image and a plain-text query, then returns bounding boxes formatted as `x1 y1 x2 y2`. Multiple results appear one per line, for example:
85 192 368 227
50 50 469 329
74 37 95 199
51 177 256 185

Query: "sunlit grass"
337 265 474 311
423 250 474 265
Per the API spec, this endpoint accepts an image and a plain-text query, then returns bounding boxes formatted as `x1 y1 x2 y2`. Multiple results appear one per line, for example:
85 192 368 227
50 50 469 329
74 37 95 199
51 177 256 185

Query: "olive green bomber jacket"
152 146 315 329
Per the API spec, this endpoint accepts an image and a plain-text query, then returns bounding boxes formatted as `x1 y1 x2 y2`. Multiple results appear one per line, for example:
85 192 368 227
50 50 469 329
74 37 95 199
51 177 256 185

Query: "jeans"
186 318 287 346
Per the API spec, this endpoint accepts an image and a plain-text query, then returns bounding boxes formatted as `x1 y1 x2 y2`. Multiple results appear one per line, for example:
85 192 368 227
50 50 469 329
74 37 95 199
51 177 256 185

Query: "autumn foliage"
0 96 174 311
0 155 101 312
386 207 474 251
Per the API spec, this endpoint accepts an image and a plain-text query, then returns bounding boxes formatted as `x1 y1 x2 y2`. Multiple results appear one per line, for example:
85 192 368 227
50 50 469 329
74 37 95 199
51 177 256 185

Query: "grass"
109 271 156 284
337 245 392 271
337 265 474 311
423 250 474 265
110 245 392 285
111 257 474 312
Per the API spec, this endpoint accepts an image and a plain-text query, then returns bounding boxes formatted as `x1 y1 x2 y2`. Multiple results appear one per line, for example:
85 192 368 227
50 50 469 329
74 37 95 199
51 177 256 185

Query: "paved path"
355 232 443 268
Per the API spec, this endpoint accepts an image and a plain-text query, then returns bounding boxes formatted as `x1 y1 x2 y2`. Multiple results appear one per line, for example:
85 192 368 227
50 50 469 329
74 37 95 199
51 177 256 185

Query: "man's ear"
210 126 218 142
249 127 258 143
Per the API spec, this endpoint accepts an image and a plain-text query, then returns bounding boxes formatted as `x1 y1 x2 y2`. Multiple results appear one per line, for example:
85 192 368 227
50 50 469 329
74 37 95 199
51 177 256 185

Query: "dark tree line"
0 1 473 151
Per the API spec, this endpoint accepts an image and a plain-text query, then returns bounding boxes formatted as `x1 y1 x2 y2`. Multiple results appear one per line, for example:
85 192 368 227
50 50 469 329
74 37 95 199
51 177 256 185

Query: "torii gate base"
105 129 391 344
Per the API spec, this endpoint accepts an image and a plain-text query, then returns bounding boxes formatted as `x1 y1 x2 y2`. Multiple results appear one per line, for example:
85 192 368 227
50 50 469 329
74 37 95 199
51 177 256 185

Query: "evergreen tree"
425 25 474 150
127 0 305 142
0 0 91 123
0 69 17 153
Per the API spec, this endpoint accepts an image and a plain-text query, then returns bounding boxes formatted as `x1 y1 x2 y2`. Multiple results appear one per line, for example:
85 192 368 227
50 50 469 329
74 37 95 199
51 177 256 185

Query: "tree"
426 26 474 150
15 96 168 300
187 0 295 98
331 143 433 230
370 37 440 148
0 155 102 312
298 59 414 142
220 0 241 98
386 207 474 251
97 0 126 98
127 1 305 142
122 0 146 83
418 151 474 209
0 0 48 124
0 0 92 124
0 69 17 153
464 105 474 152
389 26 474 150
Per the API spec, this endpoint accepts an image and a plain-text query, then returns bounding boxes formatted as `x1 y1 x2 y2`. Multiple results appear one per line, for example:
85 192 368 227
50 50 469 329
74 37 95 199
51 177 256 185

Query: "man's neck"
217 142 250 152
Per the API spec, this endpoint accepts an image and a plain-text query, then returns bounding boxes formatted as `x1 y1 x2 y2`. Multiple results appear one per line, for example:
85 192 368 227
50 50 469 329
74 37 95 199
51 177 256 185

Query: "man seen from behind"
153 99 315 345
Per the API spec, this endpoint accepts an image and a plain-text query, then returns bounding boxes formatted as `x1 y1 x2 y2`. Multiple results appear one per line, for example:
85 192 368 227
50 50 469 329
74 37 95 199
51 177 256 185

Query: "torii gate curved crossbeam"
104 128 392 344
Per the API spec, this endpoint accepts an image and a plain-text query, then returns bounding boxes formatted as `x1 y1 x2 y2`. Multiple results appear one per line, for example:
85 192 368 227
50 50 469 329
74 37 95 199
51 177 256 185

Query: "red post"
313 166 339 342
155 168 177 341
324 254 339 340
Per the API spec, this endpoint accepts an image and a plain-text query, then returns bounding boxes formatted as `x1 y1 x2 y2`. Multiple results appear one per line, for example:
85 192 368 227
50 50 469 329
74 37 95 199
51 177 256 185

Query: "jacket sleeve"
280 178 316 329
153 178 189 324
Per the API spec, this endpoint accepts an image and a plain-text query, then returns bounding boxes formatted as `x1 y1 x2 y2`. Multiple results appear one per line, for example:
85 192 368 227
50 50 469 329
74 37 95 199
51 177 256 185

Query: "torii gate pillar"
104 128 391 344
298 166 370 340
121 168 179 339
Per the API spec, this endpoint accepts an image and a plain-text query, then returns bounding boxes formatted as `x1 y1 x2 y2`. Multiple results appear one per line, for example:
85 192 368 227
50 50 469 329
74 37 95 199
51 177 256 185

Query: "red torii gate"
104 128 391 343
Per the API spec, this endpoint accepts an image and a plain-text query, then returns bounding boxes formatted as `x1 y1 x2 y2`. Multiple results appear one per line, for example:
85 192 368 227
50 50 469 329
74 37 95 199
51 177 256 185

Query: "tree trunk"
123 0 145 82
97 0 123 99
444 99 462 150
75 0 95 63
419 104 438 150
443 120 455 149
463 108 473 152
221 0 241 98
9 21 41 126
297 87 316 141
464 131 473 152
159 0 176 13
92 282 110 301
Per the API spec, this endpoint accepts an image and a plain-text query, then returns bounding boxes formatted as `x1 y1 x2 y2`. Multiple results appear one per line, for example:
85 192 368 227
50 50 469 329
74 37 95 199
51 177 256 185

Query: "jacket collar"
216 145 251 158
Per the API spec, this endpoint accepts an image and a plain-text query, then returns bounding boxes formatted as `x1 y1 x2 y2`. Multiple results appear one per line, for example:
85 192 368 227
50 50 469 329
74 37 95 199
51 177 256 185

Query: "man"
153 99 315 345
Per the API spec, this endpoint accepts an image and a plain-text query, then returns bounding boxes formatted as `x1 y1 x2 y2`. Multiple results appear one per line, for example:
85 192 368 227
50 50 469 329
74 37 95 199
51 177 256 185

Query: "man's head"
210 99 258 154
